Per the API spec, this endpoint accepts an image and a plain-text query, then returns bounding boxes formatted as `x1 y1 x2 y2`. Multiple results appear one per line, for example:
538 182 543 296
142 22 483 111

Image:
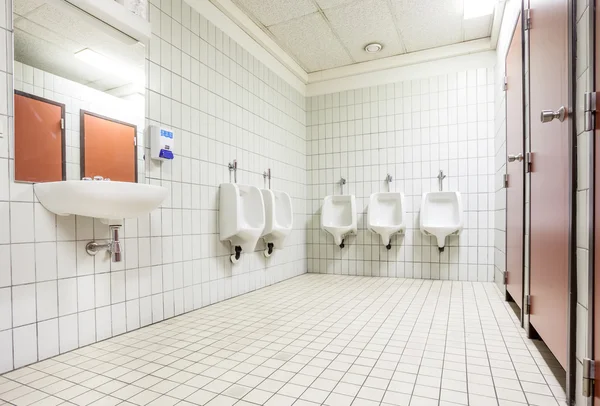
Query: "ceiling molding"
308 38 493 85
63 0 151 45
202 0 307 81
306 50 497 97
185 0 308 93
490 0 508 48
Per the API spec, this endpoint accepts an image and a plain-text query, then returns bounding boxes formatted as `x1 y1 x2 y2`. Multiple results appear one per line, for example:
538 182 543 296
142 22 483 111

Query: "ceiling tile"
14 0 143 94
324 0 405 63
268 12 353 72
464 15 492 41
232 0 317 27
13 0 45 16
315 0 356 9
14 28 105 85
392 0 464 52
22 3 144 66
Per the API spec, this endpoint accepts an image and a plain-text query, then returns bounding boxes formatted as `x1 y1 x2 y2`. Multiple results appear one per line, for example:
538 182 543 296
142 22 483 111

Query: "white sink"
34 180 168 222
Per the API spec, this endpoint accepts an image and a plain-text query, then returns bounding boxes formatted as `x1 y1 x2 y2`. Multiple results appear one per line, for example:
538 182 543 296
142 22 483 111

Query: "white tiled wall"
12 61 145 182
492 0 521 293
0 0 307 373
306 69 496 281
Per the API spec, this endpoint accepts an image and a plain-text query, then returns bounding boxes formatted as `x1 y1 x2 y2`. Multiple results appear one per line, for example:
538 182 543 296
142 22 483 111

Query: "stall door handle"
508 153 524 162
540 106 567 123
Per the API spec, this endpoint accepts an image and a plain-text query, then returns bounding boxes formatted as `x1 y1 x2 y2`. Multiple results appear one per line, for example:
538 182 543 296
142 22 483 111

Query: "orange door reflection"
81 111 137 183
14 91 65 182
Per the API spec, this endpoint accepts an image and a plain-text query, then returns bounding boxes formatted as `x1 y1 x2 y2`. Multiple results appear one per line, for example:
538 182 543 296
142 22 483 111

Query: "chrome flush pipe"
85 225 122 262
263 168 271 189
385 174 393 192
339 177 346 195
437 170 447 191
228 159 237 183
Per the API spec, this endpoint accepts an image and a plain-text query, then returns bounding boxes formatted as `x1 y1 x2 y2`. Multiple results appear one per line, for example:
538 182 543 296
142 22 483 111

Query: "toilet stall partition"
505 14 525 311
529 0 572 371
593 0 600 401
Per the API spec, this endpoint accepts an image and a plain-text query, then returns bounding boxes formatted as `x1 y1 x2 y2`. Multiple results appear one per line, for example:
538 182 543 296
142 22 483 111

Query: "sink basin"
34 180 168 222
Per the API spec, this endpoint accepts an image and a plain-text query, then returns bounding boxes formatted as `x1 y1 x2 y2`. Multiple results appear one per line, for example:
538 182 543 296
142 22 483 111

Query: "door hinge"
503 173 509 188
524 9 531 30
583 358 595 397
503 271 508 285
525 152 533 173
584 92 598 131
524 295 531 315
503 76 508 91
134 136 137 146
60 118 65 130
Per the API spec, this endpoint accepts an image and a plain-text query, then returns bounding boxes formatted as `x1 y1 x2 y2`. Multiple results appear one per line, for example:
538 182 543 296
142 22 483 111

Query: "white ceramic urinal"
260 189 293 257
321 195 357 248
219 183 265 263
420 191 463 250
368 192 406 249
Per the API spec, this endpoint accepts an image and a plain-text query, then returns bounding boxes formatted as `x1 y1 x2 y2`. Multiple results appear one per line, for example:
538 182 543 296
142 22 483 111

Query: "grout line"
436 280 453 405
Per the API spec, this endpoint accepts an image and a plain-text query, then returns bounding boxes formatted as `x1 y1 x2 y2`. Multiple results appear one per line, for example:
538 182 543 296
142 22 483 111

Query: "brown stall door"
505 15 525 310
529 0 570 369
81 111 137 183
14 92 64 182
593 0 600 400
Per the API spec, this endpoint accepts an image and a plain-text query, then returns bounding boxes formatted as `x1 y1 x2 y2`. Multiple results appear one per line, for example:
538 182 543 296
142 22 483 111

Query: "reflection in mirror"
13 0 145 183
14 91 65 182
81 111 137 183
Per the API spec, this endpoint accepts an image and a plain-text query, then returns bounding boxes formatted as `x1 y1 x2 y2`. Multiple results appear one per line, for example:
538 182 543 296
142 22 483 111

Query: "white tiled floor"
0 275 566 406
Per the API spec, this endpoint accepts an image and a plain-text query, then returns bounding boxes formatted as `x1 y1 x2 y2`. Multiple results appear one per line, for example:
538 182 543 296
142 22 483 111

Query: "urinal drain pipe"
230 246 242 263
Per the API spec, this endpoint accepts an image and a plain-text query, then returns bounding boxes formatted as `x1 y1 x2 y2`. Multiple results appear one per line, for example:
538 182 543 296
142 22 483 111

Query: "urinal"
367 192 406 249
420 191 463 251
219 183 265 263
321 195 357 248
260 189 293 257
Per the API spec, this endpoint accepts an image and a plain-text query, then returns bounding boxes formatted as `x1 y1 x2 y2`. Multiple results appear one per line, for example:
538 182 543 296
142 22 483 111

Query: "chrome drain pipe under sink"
85 225 123 262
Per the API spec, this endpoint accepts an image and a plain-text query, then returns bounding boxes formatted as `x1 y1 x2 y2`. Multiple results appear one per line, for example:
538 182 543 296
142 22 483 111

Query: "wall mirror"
12 0 146 183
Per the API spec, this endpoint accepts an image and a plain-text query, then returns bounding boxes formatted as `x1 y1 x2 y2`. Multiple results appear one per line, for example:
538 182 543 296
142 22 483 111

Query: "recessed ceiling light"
75 49 144 88
364 43 383 53
464 0 495 19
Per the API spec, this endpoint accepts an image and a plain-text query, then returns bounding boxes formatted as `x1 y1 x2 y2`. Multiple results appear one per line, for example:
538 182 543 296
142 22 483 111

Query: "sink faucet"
437 170 446 191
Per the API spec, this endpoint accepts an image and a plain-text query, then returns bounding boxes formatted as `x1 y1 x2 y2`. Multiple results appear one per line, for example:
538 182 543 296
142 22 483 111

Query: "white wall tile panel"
0 0 307 373
306 69 496 281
